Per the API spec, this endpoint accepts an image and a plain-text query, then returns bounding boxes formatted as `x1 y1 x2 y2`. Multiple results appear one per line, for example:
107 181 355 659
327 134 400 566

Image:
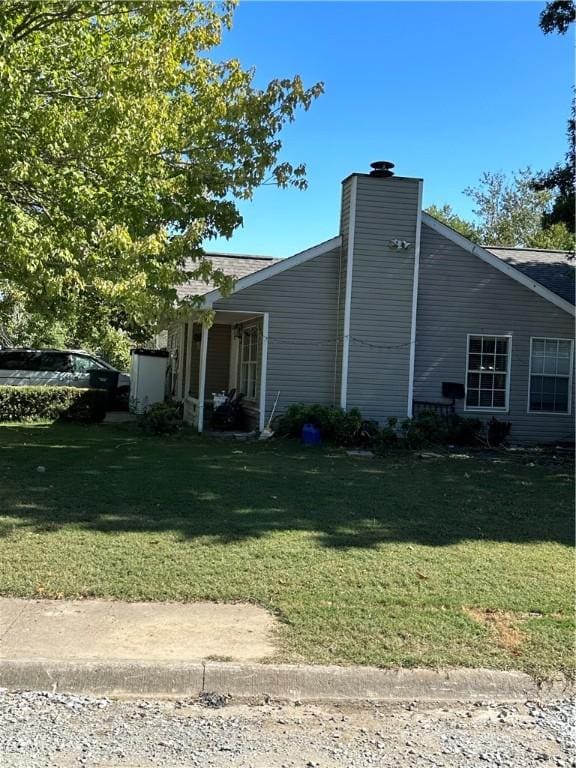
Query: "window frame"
464 333 512 413
239 324 260 402
527 337 574 416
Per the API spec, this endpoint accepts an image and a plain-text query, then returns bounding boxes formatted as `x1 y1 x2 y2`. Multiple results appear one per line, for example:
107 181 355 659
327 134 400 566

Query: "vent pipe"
369 160 395 178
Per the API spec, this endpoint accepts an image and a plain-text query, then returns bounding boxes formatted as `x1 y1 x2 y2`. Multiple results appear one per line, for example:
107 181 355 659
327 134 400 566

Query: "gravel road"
0 689 573 768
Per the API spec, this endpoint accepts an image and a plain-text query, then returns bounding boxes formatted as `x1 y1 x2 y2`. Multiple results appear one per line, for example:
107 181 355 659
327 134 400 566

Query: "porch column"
183 319 193 399
197 324 209 433
258 312 269 431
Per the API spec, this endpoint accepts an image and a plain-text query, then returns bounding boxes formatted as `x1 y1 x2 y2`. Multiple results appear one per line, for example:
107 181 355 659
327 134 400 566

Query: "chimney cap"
370 160 395 178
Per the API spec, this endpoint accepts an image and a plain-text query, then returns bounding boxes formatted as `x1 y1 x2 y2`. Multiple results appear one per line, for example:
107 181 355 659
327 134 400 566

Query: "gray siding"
205 324 231 396
213 248 341 423
346 175 421 420
185 322 230 399
414 223 575 443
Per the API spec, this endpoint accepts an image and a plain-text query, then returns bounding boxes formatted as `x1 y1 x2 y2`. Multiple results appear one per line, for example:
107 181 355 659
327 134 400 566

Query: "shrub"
445 414 483 446
399 411 483 449
0 386 107 423
376 417 399 450
401 411 449 448
487 417 512 447
137 401 182 435
278 403 363 445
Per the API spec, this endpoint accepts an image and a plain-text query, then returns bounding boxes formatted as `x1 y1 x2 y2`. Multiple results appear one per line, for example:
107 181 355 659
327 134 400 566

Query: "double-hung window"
528 338 573 414
465 335 511 410
239 325 260 401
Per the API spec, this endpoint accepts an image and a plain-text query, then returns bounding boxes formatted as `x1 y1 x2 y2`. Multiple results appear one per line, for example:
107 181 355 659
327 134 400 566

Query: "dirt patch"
465 608 525 654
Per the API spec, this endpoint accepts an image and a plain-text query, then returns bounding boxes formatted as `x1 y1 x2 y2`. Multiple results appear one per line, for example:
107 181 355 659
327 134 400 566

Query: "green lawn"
0 422 573 677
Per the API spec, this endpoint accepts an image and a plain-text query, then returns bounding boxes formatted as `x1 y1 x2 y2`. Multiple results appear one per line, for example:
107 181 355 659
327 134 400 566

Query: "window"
239 326 260 401
71 355 106 374
0 351 34 370
465 335 510 410
35 352 72 372
528 338 573 414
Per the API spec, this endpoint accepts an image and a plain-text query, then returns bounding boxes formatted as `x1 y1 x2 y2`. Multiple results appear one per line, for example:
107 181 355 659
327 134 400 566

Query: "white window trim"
527 337 574 416
239 323 261 403
464 333 512 413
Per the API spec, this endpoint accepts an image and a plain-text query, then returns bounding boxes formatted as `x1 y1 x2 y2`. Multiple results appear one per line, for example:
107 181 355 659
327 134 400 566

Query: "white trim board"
339 176 358 409
259 313 270 431
203 236 342 307
422 213 575 317
197 325 209 433
406 180 423 417
527 336 574 416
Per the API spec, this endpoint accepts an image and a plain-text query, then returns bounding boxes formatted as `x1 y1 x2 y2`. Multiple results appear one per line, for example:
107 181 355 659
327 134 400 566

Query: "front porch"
179 310 269 433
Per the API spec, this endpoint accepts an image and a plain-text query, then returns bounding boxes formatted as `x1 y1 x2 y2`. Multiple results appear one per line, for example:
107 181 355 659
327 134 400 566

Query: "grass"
0 422 573 677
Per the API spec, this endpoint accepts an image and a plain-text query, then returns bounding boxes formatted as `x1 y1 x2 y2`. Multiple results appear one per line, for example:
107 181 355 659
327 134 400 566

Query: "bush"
401 411 448 448
0 386 107 423
487 417 512 447
445 413 483 446
399 411 483 449
137 401 182 435
376 417 399 450
278 403 363 446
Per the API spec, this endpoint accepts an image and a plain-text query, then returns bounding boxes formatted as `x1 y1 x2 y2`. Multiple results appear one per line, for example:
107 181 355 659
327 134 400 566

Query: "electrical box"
129 348 169 414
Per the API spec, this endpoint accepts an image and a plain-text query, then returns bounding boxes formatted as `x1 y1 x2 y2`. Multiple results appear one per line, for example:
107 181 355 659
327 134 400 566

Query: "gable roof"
422 213 575 316
484 247 575 306
175 224 574 316
176 253 279 300
202 237 342 306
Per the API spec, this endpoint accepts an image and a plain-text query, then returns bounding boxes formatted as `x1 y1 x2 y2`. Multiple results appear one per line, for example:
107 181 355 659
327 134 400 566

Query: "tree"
464 169 557 247
427 169 575 250
539 0 576 34
532 2 575 236
0 1 323 342
531 106 575 234
0 289 134 369
425 204 482 243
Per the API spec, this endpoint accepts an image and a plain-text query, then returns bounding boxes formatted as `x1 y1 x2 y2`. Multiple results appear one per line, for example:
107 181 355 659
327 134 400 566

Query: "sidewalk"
0 598 276 663
0 598 571 703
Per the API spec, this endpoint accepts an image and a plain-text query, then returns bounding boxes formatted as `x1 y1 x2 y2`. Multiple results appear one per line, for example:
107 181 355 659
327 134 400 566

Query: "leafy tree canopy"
532 2 575 234
0 1 322 341
539 0 576 34
427 168 575 250
425 204 482 243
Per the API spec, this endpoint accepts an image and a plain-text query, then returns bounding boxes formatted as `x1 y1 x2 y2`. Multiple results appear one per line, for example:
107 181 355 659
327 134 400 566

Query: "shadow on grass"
0 423 573 549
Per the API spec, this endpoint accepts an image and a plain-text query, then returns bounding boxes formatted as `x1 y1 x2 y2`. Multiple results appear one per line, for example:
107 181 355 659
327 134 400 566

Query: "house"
164 163 575 444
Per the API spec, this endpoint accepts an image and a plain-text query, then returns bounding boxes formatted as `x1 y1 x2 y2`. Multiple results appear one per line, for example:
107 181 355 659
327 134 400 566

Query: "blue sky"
207 1 573 257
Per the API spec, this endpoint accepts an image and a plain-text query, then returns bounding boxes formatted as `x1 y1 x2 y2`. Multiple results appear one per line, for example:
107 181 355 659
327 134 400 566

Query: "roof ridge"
204 251 278 260
486 246 574 255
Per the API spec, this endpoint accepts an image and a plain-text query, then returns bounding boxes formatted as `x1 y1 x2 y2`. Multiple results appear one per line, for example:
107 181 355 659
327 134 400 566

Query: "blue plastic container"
301 422 321 446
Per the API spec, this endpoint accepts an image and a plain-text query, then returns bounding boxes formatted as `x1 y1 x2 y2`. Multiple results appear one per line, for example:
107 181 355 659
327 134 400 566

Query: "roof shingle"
485 247 575 306
176 253 279 300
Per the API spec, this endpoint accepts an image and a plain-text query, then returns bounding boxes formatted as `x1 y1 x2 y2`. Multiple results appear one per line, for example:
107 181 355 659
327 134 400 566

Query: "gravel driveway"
0 689 573 768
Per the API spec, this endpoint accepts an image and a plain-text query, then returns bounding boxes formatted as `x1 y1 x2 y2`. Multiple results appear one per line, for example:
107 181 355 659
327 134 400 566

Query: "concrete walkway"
0 598 276 663
0 598 571 703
